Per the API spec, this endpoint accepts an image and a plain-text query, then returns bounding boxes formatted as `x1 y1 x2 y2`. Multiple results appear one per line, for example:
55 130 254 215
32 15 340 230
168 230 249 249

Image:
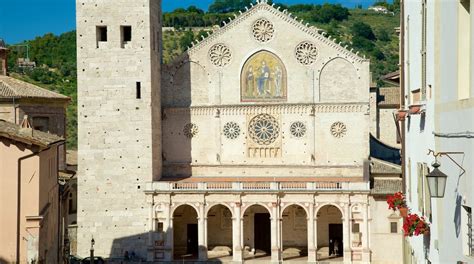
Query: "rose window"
252 19 274 43
330 122 347 138
209 44 232 67
249 114 280 145
295 41 318 65
183 123 199 138
290 121 307 138
223 122 241 139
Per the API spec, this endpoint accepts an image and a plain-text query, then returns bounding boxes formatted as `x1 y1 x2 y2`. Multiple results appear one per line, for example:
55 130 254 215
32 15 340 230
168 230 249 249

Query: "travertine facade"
77 1 402 263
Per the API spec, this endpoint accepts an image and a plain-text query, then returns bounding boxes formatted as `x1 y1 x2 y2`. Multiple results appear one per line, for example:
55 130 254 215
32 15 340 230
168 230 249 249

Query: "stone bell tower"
76 0 162 258
0 39 8 76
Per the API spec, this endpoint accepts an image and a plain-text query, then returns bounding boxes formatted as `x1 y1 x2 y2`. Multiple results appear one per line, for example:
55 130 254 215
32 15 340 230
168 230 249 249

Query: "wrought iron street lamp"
426 149 466 198
90 237 95 264
426 162 448 198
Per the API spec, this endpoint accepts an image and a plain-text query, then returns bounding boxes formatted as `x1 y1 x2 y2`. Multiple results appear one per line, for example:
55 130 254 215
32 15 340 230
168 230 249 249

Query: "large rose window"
248 114 280 145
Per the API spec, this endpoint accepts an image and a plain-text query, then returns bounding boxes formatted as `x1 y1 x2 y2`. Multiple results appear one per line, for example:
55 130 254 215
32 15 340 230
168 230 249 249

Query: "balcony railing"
145 181 369 193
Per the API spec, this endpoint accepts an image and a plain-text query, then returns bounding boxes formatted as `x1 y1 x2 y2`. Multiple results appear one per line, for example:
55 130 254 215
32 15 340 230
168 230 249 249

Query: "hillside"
6 3 399 149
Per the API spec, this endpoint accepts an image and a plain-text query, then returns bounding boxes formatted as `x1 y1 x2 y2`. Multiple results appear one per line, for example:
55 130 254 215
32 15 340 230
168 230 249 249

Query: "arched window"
241 50 287 102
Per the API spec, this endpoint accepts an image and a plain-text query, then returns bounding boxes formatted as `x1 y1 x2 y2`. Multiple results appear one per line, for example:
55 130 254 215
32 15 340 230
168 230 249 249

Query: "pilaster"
271 202 281 263
307 204 317 263
198 203 208 260
362 202 371 262
232 202 243 263
343 203 351 263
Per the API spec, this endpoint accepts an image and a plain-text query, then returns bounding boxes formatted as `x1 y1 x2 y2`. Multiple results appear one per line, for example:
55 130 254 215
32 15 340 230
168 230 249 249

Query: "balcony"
144 180 370 193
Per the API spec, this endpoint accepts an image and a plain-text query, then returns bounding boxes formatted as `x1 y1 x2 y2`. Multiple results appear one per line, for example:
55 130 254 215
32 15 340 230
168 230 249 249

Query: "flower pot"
408 104 422 114
396 110 408 121
399 207 408 218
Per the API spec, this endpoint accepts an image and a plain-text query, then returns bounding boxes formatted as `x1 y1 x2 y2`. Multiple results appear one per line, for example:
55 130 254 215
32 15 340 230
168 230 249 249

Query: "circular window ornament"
252 18 274 43
183 123 199 138
331 122 347 138
209 44 232 67
290 121 307 138
295 41 318 65
249 114 280 145
223 122 241 139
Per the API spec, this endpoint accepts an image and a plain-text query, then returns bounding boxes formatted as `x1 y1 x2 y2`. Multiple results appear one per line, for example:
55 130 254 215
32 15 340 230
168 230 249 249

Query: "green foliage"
179 30 195 50
310 4 350 24
7 31 78 149
351 22 376 40
209 0 253 13
373 0 400 12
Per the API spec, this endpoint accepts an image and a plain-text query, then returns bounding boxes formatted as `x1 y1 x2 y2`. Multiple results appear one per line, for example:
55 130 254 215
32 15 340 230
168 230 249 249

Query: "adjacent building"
402 0 474 262
0 41 70 169
0 118 65 264
76 0 404 263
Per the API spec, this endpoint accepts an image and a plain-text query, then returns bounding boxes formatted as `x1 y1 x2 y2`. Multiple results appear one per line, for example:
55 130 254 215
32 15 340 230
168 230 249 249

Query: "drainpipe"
56 141 66 264
16 150 42 264
400 0 406 193
400 0 408 262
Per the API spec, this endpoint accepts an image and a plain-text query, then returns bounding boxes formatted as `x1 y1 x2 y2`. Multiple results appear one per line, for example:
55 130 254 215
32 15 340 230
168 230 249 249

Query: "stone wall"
76 0 162 258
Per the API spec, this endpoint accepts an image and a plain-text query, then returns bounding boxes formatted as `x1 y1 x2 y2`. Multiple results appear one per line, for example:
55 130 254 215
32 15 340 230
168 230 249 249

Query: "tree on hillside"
209 0 253 13
351 22 376 41
310 4 350 23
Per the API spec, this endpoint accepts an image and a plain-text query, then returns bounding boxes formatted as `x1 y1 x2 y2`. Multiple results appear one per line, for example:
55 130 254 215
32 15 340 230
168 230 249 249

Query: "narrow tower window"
96 26 107 48
121 26 132 47
136 82 141 99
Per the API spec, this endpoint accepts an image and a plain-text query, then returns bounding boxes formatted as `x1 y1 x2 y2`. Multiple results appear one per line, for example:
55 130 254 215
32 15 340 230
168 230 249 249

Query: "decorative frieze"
164 103 368 116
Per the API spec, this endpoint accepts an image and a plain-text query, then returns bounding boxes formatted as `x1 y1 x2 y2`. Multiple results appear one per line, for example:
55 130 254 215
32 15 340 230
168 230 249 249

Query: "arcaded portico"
146 181 372 263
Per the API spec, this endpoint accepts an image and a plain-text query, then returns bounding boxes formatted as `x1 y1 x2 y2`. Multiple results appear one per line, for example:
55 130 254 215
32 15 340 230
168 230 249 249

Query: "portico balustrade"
145 181 370 193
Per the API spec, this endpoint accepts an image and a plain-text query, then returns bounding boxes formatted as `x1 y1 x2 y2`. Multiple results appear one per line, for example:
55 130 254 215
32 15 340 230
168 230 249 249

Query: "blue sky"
0 0 381 44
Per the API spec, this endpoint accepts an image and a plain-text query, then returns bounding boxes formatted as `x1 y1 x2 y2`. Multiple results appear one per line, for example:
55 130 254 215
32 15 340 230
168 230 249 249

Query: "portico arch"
206 204 233 259
173 204 199 260
316 204 344 260
281 204 308 261
243 204 272 259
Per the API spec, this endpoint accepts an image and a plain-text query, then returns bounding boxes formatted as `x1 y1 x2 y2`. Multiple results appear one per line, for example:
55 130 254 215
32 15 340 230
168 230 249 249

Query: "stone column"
163 203 173 261
362 202 371 262
232 203 243 263
307 204 317 263
342 203 351 263
198 204 208 260
271 202 281 263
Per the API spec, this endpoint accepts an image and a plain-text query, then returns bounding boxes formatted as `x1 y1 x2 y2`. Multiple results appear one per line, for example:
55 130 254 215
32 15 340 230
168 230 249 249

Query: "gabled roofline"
182 0 367 63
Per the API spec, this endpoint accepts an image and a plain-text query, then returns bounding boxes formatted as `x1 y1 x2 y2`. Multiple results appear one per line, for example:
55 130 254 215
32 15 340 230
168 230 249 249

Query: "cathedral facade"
76 0 402 263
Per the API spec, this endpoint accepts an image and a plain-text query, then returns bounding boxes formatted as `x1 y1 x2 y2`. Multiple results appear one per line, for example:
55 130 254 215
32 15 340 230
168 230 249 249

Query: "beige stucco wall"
0 138 60 264
369 197 403 264
378 109 399 147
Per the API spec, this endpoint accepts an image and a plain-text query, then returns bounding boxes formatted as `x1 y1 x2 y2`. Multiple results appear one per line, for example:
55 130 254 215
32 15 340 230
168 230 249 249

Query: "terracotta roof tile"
370 158 402 175
0 119 64 148
0 76 69 100
371 179 403 195
378 87 400 107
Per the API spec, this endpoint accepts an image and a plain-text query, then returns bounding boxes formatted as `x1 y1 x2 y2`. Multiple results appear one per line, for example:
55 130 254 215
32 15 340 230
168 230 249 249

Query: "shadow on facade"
161 54 196 179
108 229 226 263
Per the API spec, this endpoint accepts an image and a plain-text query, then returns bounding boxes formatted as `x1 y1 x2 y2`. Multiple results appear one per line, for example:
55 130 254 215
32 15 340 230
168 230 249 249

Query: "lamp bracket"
427 149 466 177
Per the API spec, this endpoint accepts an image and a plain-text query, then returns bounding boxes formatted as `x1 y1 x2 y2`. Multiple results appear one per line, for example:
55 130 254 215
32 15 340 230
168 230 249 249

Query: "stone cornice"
177 1 367 64
164 103 369 116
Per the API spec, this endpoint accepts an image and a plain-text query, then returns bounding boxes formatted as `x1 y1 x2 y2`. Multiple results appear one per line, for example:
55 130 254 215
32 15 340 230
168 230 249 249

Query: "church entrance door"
186 224 198 255
254 213 271 254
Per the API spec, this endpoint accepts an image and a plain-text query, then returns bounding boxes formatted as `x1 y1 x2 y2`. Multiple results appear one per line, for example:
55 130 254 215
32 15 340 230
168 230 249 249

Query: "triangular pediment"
184 1 365 62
